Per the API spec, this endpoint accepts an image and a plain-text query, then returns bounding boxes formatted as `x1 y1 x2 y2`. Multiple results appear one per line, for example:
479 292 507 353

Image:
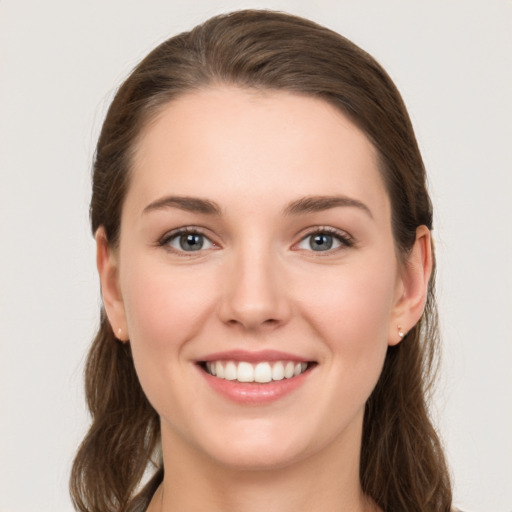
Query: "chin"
204 419 333 473
208 442 307 472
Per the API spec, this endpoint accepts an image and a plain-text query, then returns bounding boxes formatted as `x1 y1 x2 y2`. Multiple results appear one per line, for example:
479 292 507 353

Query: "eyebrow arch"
142 196 222 216
284 195 373 218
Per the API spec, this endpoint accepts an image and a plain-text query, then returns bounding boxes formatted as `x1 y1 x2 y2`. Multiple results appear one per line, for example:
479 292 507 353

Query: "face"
99 87 419 472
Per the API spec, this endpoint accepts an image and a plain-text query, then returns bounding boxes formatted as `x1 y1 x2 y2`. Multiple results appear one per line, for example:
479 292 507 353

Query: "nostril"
225 316 280 329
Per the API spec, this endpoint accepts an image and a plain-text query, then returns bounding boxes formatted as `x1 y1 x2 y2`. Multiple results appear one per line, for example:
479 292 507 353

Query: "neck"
149 420 379 512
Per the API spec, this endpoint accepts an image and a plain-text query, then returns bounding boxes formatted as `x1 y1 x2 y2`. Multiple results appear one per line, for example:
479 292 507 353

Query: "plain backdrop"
0 1 511 511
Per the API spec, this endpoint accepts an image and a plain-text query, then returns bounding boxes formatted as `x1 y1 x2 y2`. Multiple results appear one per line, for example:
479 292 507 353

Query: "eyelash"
158 227 217 255
295 226 354 253
158 226 354 255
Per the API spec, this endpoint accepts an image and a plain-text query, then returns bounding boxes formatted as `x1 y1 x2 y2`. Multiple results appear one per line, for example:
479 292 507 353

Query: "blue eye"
163 230 215 252
296 230 351 252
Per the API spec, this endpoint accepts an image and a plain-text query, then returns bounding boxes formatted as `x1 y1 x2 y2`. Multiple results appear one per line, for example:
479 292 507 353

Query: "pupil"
311 234 332 251
180 233 203 251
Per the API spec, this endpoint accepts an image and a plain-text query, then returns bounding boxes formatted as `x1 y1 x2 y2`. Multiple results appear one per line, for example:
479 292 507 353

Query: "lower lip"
198 366 312 404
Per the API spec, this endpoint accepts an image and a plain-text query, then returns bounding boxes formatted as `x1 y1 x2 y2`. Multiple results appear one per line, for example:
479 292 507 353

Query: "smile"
203 360 310 383
197 350 316 403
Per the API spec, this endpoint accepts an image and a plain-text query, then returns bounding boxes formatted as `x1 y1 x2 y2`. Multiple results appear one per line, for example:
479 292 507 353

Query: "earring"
398 326 405 339
117 327 123 339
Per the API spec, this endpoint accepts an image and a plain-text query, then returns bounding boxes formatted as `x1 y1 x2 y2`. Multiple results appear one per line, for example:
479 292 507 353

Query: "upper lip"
197 349 313 363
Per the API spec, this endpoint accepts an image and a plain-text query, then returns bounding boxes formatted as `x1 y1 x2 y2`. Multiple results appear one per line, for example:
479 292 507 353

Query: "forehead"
127 86 389 220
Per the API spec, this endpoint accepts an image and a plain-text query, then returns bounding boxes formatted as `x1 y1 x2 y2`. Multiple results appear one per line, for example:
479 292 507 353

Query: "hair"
71 9 452 512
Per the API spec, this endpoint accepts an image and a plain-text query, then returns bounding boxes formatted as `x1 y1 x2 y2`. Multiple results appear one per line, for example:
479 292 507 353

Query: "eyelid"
156 225 353 255
158 226 219 254
293 226 354 252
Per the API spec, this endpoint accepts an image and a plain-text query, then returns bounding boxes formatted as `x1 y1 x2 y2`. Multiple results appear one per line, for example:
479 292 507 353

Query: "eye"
161 229 216 253
296 228 353 252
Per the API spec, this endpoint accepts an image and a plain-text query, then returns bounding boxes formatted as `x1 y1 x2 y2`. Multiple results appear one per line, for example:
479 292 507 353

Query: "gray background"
1 1 511 511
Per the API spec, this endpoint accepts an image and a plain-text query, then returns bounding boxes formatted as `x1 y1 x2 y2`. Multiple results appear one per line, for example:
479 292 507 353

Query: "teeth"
225 361 237 381
206 362 217 376
237 362 254 382
254 362 272 383
204 360 310 383
216 361 225 378
284 362 295 379
272 362 285 381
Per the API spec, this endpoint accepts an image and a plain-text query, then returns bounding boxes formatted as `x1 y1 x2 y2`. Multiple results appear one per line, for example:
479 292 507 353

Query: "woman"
71 9 452 512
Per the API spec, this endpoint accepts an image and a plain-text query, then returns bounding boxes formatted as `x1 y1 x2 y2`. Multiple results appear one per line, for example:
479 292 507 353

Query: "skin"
96 87 432 512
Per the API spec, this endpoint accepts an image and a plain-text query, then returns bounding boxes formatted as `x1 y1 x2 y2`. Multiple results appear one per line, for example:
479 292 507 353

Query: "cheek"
119 259 219 421
299 256 397 334
295 257 398 386
122 260 214 344
119 259 218 396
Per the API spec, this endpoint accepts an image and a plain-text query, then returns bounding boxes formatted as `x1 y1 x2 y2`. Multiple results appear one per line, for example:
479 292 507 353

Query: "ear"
389 225 433 346
95 227 129 341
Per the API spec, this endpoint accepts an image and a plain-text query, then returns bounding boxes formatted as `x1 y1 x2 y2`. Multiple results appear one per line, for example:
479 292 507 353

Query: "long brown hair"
71 10 452 512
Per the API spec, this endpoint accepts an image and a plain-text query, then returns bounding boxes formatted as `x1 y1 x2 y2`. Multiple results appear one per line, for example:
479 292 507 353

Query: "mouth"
195 350 317 403
199 360 315 383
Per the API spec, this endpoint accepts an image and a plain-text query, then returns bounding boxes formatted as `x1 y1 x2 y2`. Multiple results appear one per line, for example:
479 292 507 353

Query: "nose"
217 245 292 331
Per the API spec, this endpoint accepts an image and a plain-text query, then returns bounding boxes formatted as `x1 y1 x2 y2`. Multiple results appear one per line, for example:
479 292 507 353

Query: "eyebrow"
142 194 372 219
142 196 222 216
283 195 373 218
